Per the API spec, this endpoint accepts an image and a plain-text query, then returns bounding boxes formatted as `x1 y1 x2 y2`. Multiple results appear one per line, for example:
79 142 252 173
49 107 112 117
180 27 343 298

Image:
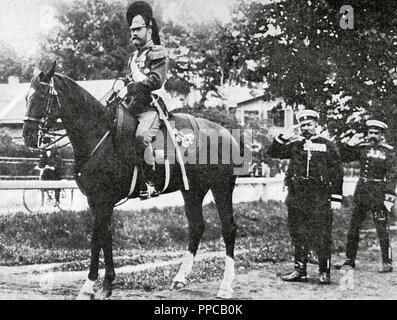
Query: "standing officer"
268 109 344 284
335 120 397 273
118 1 169 198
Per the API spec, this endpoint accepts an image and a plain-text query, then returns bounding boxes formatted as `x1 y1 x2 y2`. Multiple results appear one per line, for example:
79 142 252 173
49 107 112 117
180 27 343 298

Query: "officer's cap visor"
298 119 317 126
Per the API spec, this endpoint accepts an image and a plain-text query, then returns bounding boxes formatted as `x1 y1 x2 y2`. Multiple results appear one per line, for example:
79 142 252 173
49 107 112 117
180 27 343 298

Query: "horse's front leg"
77 200 115 300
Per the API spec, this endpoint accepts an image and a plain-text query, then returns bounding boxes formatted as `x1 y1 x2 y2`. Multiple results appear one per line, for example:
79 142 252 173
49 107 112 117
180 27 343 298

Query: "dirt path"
0 242 396 300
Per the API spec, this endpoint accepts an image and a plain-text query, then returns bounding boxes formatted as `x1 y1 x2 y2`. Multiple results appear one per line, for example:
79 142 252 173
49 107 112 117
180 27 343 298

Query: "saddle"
114 105 200 198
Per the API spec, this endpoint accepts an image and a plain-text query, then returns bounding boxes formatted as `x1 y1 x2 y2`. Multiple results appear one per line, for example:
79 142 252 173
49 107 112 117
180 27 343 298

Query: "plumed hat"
126 1 161 45
127 1 153 28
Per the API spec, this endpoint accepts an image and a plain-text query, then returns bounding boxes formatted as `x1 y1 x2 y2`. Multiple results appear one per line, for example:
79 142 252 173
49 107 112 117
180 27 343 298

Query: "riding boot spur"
138 145 159 199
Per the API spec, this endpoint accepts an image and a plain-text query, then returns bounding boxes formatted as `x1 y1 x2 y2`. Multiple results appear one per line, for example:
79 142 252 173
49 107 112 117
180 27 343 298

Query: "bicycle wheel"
57 189 74 211
23 189 44 213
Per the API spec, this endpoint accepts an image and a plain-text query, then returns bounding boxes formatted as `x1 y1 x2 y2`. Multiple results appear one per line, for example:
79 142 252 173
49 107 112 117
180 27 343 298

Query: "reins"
26 76 116 157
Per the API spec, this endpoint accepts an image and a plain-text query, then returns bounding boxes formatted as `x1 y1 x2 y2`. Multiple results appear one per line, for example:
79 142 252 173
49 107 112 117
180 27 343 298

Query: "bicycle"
23 186 74 213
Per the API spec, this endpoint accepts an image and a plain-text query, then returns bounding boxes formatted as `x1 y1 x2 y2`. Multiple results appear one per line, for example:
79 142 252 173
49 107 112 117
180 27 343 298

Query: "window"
243 110 259 126
268 109 284 127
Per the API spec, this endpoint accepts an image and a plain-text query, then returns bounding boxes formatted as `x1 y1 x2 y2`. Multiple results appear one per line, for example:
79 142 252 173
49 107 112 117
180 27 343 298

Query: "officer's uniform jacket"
126 39 170 115
340 141 397 205
268 133 344 205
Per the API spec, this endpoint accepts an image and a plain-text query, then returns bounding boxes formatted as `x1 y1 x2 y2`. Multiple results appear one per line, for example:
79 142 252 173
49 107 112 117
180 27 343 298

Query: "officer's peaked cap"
127 1 153 28
366 120 388 131
296 109 319 125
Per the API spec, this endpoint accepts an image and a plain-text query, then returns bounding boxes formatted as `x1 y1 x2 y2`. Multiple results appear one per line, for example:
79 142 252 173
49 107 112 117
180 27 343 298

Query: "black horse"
22 64 250 299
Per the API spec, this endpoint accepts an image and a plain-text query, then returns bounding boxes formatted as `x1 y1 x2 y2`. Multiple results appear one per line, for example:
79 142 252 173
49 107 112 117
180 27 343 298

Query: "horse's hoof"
170 281 186 290
76 291 96 300
216 288 234 299
101 289 112 300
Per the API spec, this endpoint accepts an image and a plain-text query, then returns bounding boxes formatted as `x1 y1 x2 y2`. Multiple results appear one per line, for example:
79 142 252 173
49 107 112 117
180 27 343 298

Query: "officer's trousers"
135 110 161 166
346 201 392 264
287 197 333 273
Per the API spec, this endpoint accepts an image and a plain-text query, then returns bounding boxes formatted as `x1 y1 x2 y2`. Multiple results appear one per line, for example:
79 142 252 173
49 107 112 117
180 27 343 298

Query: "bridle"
24 77 71 151
25 75 117 156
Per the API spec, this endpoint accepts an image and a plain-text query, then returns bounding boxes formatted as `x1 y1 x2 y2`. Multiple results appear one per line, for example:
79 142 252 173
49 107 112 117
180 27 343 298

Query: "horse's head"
22 62 61 148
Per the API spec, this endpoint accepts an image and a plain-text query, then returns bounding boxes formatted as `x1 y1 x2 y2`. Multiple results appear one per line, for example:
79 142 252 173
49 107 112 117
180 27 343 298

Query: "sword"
151 95 190 191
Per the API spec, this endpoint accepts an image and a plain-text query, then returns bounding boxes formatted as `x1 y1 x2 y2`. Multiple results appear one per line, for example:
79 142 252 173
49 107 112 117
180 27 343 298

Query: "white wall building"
235 95 295 136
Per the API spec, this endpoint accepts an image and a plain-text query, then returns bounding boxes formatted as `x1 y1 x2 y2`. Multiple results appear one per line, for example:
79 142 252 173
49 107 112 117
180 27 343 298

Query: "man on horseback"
118 1 169 198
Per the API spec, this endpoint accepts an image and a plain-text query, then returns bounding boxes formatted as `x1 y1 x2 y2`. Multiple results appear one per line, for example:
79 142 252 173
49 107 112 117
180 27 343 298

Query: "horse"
22 64 250 299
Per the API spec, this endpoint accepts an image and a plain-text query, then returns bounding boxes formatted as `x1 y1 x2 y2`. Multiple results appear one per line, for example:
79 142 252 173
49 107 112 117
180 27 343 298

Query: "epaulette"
148 45 168 60
381 143 394 150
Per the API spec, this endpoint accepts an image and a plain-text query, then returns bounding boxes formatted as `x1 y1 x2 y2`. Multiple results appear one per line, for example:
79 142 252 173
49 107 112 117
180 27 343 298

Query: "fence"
0 177 360 215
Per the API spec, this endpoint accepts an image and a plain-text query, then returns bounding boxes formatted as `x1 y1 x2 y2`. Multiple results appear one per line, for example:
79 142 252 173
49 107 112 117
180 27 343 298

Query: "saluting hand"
347 133 365 146
282 126 299 141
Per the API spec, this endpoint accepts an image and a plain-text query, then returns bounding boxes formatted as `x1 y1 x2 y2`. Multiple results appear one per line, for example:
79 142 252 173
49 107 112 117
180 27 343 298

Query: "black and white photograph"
0 0 396 306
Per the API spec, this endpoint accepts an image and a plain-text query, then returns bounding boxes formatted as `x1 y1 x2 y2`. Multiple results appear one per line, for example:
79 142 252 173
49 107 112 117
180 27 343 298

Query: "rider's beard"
132 39 141 48
132 36 144 48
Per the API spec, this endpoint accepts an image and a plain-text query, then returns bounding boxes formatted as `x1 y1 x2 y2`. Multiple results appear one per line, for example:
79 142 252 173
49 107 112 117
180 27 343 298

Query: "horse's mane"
53 73 109 120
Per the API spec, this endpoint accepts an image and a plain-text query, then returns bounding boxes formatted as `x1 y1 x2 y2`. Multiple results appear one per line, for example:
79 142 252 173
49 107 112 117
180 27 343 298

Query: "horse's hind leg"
211 179 237 299
170 187 208 290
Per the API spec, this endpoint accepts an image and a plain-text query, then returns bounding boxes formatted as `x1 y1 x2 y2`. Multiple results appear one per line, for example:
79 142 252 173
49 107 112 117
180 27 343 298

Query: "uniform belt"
359 177 384 183
289 175 328 185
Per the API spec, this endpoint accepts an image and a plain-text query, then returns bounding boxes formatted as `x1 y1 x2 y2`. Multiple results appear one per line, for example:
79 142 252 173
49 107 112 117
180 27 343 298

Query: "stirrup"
139 182 159 199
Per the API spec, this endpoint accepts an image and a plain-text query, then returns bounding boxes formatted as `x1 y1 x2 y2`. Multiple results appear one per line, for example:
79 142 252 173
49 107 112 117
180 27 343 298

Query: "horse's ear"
33 67 43 79
32 67 44 87
48 61 56 77
42 61 56 82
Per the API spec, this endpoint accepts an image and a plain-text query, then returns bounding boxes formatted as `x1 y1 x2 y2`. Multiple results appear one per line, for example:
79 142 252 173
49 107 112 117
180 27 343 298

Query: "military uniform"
339 122 397 270
126 39 168 149
268 110 343 282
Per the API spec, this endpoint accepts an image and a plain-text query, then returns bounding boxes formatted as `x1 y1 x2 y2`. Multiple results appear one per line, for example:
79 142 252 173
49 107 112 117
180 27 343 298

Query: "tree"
0 41 22 83
41 0 133 80
217 0 397 145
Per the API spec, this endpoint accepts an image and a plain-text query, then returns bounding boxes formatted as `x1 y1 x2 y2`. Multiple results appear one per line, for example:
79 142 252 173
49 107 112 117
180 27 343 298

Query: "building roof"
236 95 266 108
0 79 116 125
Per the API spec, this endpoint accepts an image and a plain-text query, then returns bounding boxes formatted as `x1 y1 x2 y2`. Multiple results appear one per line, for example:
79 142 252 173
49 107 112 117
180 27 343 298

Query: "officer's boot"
319 258 331 284
319 272 331 285
281 261 308 282
378 262 393 273
333 258 356 270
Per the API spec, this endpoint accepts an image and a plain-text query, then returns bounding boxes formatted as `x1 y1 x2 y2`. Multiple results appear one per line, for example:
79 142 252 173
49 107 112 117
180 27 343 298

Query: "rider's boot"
139 145 159 199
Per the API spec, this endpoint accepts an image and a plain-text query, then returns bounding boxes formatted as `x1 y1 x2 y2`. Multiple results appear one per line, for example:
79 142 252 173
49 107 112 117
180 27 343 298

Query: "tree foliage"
220 0 397 144
41 0 133 80
0 41 22 83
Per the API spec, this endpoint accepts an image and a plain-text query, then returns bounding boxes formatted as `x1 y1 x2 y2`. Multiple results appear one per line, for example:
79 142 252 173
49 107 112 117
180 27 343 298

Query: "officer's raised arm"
268 127 298 159
339 132 365 163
